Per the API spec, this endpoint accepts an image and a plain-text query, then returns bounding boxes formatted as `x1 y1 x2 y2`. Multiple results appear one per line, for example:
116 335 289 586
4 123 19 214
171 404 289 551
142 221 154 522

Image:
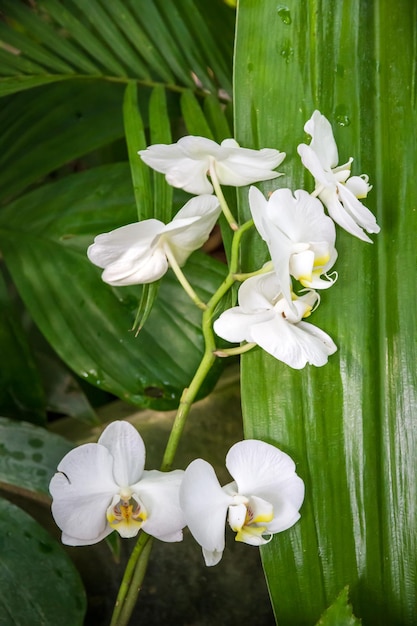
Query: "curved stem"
164 243 207 310
209 162 238 230
110 218 254 626
110 533 153 626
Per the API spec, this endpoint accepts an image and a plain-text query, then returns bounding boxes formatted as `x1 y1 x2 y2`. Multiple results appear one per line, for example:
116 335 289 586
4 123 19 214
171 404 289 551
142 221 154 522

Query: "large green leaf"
0 417 73 500
235 1 416 624
0 163 226 410
0 80 126 202
0 273 46 424
0 498 86 625
0 0 234 96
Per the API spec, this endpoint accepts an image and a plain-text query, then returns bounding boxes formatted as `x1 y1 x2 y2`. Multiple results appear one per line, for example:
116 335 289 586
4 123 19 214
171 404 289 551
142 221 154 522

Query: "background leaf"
0 273 46 425
235 1 416 624
0 164 226 410
0 498 86 625
0 0 235 96
0 417 73 500
0 80 126 202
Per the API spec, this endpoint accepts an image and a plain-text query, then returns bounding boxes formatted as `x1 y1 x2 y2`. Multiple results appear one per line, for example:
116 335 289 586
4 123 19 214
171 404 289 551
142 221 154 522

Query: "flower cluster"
50 421 304 566
88 109 379 370
74 111 380 569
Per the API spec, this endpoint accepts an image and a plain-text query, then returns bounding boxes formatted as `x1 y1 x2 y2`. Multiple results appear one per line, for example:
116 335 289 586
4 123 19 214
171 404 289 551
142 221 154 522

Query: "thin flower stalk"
110 217 254 626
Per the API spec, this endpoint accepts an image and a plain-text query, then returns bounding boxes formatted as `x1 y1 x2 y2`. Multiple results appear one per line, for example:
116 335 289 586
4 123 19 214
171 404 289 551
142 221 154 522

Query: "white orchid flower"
297 110 380 242
49 421 185 546
87 194 220 286
179 439 305 566
249 186 337 308
139 136 285 195
213 272 337 369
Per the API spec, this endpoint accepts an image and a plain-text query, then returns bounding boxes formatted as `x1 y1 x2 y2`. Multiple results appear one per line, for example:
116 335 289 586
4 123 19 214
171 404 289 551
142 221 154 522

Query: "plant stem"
209 161 238 230
109 218 254 626
163 243 207 310
161 217 253 470
110 535 153 626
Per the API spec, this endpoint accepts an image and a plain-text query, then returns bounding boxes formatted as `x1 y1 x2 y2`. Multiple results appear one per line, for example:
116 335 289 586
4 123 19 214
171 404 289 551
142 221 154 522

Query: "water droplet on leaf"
277 5 292 24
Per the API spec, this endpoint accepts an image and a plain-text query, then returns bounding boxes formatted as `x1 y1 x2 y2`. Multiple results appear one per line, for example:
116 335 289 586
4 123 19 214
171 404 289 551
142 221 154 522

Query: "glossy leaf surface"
0 498 86 625
235 1 416 624
0 417 72 500
0 164 226 410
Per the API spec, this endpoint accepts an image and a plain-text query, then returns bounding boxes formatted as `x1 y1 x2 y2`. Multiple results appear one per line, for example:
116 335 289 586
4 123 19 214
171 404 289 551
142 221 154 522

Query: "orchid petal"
297 143 332 187
49 443 117 543
139 138 214 194
248 186 269 240
320 187 373 243
165 160 214 194
337 184 380 234
165 195 221 263
250 315 336 369
139 135 284 194
61 526 113 546
135 469 185 542
264 477 305 534
214 147 285 186
289 249 316 284
87 220 163 269
98 421 145 487
226 440 300 496
238 272 279 312
227 502 248 532
213 307 274 344
345 174 372 198
304 110 339 169
180 459 233 563
88 220 170 285
101 248 168 285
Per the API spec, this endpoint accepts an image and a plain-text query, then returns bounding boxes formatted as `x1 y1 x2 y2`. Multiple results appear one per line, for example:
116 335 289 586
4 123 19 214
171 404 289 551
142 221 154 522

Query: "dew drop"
334 105 351 127
280 40 294 62
277 5 292 25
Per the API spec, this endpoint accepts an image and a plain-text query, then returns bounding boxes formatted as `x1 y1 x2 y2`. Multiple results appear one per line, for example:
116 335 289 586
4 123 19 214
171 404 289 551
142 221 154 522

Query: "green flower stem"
110 534 153 626
161 217 253 471
214 342 256 357
233 260 273 281
163 244 207 310
209 162 238 230
110 218 254 626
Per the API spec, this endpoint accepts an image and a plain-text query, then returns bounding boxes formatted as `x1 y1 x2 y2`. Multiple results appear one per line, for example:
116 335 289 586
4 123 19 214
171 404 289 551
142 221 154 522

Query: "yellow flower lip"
106 494 147 537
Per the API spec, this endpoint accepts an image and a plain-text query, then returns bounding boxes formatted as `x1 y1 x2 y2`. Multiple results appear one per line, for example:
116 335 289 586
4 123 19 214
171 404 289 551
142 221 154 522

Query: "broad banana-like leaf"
0 163 226 410
235 1 416 624
0 0 234 96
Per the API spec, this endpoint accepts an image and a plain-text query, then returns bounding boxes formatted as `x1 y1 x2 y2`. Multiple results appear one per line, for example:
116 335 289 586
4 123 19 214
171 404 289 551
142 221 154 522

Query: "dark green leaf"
102 0 175 83
0 164 226 410
1 0 100 74
149 86 173 223
0 74 72 98
123 81 152 219
0 80 125 202
235 1 417 625
0 417 73 500
69 0 147 77
0 498 85 625
0 272 45 425
38 0 128 76
0 20 75 74
181 90 214 139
